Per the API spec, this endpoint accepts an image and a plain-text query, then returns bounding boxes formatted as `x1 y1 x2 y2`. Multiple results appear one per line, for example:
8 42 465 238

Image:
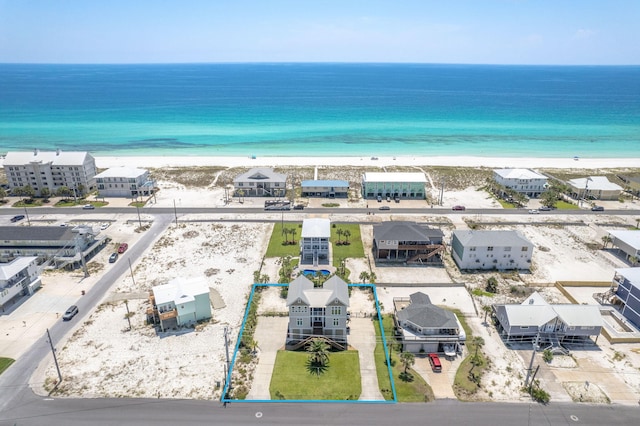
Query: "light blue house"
150 277 212 331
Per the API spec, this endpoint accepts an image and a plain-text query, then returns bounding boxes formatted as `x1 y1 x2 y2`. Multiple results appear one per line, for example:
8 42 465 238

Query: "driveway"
246 316 289 400
413 354 459 399
348 317 385 400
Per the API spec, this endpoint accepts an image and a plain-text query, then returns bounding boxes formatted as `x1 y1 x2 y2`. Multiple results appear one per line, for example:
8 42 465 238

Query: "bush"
485 277 498 293
542 349 553 363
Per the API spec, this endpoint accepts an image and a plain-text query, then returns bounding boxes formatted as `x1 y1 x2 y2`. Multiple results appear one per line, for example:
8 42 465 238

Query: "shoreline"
93 155 640 170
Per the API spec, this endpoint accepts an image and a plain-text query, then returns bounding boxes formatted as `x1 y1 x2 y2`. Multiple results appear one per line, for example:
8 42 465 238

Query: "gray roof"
374 221 443 242
301 180 349 188
286 275 349 307
453 230 532 248
233 168 286 183
301 218 330 238
0 226 75 241
396 292 458 328
609 230 640 251
4 150 92 166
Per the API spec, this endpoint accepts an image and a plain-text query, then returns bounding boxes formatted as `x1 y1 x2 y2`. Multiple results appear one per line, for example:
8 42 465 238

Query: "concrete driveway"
413 354 460 399
348 317 385 400
246 316 289 400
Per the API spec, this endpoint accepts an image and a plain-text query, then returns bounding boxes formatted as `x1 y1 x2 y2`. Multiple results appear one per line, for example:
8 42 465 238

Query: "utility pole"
524 332 540 388
173 199 178 226
46 328 62 385
124 300 132 331
128 258 136 287
224 327 231 387
75 232 89 278
24 206 31 226
440 179 445 206
136 205 142 229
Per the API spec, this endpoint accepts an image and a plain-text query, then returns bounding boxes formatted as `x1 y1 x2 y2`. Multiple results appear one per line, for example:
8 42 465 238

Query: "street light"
580 177 593 207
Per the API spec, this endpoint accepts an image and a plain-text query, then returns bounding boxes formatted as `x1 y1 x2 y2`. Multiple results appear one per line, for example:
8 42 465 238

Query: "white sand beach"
94 154 640 170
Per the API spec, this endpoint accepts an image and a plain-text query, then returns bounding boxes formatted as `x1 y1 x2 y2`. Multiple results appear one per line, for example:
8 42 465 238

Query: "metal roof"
616 268 640 288
0 257 38 280
301 180 349 187
152 276 209 306
362 172 427 183
95 166 148 179
0 226 75 241
568 176 623 191
4 150 91 166
301 218 331 238
453 230 532 247
373 221 443 242
493 168 547 180
609 230 640 251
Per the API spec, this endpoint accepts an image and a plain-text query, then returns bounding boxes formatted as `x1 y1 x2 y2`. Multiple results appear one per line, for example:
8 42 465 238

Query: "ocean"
0 63 639 158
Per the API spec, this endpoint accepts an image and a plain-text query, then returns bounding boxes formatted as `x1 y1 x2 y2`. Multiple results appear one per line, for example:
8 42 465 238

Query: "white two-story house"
451 230 533 271
233 168 287 197
0 257 41 312
286 275 349 348
493 169 548 198
95 167 155 198
300 218 330 265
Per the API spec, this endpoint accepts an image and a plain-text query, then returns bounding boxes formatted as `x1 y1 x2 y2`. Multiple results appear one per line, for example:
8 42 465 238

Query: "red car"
428 353 442 372
117 243 128 254
452 205 466 211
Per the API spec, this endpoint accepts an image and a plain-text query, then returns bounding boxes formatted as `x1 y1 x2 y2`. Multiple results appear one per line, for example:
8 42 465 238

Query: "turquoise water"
0 63 639 158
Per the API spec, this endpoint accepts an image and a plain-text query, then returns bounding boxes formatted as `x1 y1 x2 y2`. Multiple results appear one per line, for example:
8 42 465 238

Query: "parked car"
528 209 539 214
117 243 128 253
62 305 79 321
379 206 391 211
10 215 25 223
377 195 382 202
293 204 305 210
100 222 110 230
428 353 442 372
82 204 95 210
452 205 466 211
386 196 391 202
109 252 119 263
539 206 553 211
591 205 605 211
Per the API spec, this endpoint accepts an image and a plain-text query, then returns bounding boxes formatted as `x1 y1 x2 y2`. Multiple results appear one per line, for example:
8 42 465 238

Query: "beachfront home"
3 149 97 197
286 275 349 348
301 180 349 198
567 176 623 201
608 230 640 265
492 168 548 198
300 218 331 265
233 168 287 197
361 172 427 200
95 167 155 198
373 221 445 264
148 277 212 332
618 175 640 198
451 230 533 270
612 268 640 329
0 225 106 269
0 257 41 312
493 292 603 346
393 292 465 354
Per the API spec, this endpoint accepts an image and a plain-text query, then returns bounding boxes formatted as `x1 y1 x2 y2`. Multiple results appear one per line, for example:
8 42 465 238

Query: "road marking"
570 415 579 422
255 412 263 418
43 398 54 401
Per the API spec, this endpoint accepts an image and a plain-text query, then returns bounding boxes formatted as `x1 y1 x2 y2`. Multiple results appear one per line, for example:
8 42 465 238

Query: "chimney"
56 148 61 156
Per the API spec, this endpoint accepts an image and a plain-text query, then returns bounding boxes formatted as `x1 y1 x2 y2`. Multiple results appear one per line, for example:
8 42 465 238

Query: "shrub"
542 349 553 363
485 277 498 293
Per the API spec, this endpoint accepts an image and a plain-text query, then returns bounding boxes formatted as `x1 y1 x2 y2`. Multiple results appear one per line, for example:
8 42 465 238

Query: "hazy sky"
1 0 638 64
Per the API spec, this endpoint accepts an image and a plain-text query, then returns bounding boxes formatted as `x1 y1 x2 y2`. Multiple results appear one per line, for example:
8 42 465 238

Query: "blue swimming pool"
302 269 331 276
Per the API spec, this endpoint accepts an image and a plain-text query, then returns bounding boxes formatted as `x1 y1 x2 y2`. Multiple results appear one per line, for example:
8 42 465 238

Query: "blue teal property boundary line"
221 282 397 404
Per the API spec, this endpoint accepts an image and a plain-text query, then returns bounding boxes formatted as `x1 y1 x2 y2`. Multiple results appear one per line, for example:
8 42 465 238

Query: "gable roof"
0 257 38 280
373 221 443 242
301 218 331 238
0 226 76 241
493 168 547 180
233 168 286 183
396 292 458 328
286 275 349 308
152 276 209 305
94 166 148 179
568 176 622 191
453 230 532 248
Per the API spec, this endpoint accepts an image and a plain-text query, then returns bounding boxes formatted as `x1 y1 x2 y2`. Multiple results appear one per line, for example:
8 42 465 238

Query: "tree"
482 305 493 324
14 185 35 201
630 256 638 267
359 271 369 283
40 187 51 199
306 338 330 368
343 229 351 244
282 227 290 244
601 235 612 249
0 187 6 201
56 186 73 199
368 271 377 284
485 276 498 293
400 351 415 374
76 183 86 196
288 227 297 244
470 336 485 372
336 228 344 244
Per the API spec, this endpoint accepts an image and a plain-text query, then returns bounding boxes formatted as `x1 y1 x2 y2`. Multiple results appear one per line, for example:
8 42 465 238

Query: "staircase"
286 335 346 351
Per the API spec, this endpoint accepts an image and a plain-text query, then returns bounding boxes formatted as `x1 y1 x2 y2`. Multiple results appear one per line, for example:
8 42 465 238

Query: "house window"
521 326 529 329
568 326 575 331
521 247 528 252
487 246 494 251
331 306 342 315
469 247 476 251
296 318 303 326
333 319 339 326
504 247 511 252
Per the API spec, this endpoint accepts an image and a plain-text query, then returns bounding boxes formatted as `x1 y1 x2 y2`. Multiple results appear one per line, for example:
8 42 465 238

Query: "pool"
302 269 331 276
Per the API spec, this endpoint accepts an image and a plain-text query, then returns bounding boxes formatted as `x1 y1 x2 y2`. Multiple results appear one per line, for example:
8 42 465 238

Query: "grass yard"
451 309 489 399
0 357 15 375
374 315 434 402
270 350 361 400
331 223 365 268
554 201 580 210
265 222 303 258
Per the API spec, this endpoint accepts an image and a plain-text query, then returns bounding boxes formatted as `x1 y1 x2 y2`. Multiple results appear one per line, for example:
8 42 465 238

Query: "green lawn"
331 223 365 268
374 315 434 402
265 222 303 257
0 357 15 375
270 350 361 400
450 309 488 399
555 201 580 210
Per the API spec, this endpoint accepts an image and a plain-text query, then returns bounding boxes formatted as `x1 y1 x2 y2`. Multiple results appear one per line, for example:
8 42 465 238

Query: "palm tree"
368 271 377 284
336 228 344 244
343 229 351 244
288 227 297 244
359 271 369 283
630 256 638 267
282 227 290 244
470 336 485 371
307 338 330 368
601 235 612 249
482 305 493 324
400 351 415 374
